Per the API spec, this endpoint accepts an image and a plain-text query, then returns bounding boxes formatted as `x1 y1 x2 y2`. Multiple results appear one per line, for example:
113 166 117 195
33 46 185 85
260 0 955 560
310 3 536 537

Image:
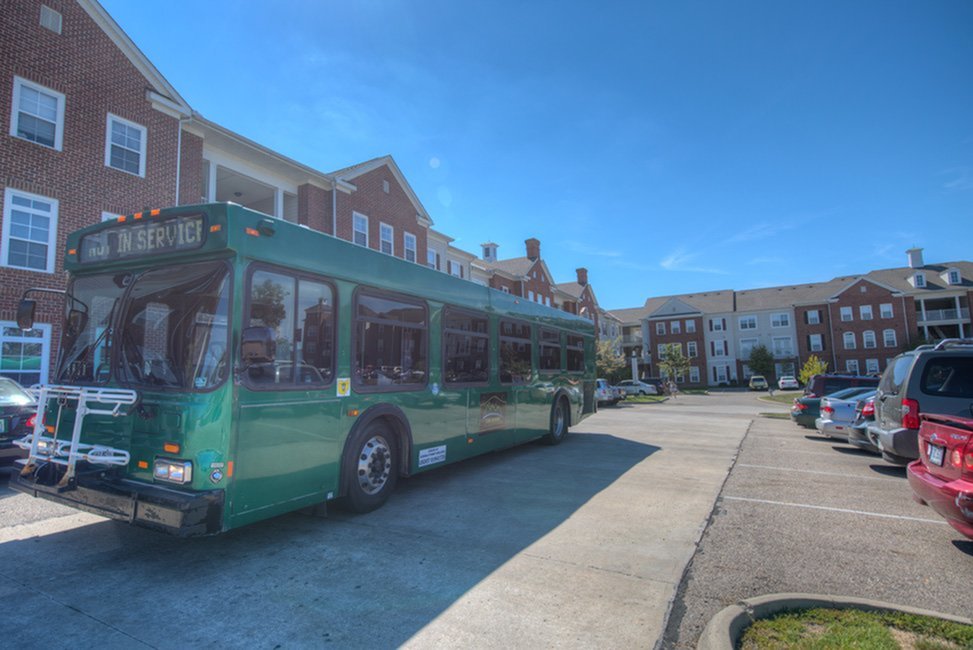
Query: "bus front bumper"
10 471 224 537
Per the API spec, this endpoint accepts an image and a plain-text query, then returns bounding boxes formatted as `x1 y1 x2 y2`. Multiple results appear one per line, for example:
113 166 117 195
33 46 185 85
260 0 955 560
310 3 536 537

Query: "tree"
658 343 690 381
596 338 627 382
747 344 774 379
799 354 828 386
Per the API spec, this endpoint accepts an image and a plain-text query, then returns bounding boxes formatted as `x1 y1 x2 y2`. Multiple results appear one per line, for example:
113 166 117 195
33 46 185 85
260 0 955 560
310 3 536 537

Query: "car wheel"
543 397 569 445
639 390 646 396
880 451 912 466
341 421 398 513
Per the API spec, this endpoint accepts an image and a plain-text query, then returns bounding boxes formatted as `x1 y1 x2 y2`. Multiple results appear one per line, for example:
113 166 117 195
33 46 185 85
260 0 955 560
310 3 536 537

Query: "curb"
697 593 973 649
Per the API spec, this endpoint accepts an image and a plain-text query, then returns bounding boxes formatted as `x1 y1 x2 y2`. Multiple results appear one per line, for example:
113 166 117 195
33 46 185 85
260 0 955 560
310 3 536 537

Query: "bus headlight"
153 458 193 484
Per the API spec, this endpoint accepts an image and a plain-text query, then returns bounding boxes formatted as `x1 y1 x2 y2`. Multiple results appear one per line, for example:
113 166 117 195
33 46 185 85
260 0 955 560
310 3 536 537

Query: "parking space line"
736 464 900 481
722 496 948 525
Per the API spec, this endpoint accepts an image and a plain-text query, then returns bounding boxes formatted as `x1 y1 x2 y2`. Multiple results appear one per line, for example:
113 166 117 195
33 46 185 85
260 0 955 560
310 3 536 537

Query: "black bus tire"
341 420 399 513
543 397 570 446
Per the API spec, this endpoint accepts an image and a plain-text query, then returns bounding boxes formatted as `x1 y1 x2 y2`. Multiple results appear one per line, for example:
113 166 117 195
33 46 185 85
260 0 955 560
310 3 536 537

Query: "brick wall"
650 317 706 384
829 280 912 374
523 260 553 305
489 275 520 296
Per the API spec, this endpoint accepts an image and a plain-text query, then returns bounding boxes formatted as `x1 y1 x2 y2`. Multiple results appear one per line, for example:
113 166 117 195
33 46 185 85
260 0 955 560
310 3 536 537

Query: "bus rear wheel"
342 421 399 513
544 398 570 446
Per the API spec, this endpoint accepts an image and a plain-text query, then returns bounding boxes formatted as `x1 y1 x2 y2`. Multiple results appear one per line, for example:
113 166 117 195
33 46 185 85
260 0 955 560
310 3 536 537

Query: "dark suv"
803 373 879 398
869 340 973 465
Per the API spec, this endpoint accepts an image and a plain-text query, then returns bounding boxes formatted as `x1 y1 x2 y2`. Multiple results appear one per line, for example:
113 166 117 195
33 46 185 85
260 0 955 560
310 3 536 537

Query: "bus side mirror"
67 308 87 336
16 300 36 330
241 326 276 364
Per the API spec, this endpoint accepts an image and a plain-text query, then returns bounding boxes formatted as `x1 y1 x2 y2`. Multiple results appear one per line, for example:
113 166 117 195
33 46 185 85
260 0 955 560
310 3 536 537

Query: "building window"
105 114 147 176
739 316 757 330
805 310 821 325
566 335 585 372
443 309 489 383
10 77 65 150
859 305 873 320
403 232 417 263
843 332 856 349
689 366 700 383
840 307 853 322
808 333 823 352
863 330 877 349
914 272 926 288
528 290 535 302
711 340 727 357
880 303 893 319
711 318 725 332
772 336 793 357
670 320 681 334
771 313 790 328
715 365 728 383
0 322 50 385
739 338 758 358
686 320 696 333
883 329 897 348
499 320 531 384
353 212 368 247
426 249 439 270
846 359 859 374
687 341 698 358
379 223 393 255
865 358 879 374
657 344 667 358
947 269 961 285
40 5 63 34
2 188 57 273
382 179 390 194
656 322 665 335
448 260 462 278
354 291 426 388
500 286 509 293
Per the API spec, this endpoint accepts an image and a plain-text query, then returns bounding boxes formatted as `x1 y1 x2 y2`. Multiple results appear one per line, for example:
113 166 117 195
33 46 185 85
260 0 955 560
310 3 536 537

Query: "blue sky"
102 0 973 310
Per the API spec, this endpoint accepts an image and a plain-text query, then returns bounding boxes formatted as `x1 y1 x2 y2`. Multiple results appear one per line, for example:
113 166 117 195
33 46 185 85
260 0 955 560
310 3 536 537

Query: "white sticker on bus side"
418 445 447 468
337 378 350 397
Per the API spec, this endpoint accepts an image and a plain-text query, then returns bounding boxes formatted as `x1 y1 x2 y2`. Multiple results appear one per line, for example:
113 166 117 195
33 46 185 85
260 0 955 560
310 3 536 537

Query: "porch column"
274 189 283 219
206 161 217 202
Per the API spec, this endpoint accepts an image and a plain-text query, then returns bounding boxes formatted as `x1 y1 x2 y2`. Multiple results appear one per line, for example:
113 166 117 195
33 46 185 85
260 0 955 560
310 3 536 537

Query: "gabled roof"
866 261 973 293
328 155 433 227
644 290 735 316
647 297 702 318
556 282 599 308
609 306 654 324
828 276 902 300
80 0 191 116
478 256 556 286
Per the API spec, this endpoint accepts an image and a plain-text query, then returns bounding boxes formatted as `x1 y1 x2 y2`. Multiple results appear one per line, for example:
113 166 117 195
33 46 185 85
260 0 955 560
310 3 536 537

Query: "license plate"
928 444 945 467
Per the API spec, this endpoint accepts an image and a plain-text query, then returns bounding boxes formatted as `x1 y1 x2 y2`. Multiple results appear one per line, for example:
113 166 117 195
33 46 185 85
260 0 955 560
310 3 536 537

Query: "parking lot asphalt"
0 398 747 649
661 394 973 649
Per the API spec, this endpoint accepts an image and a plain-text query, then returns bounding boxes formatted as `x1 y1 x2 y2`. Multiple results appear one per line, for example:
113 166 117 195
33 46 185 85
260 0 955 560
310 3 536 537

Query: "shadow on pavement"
0 431 658 647
868 463 907 478
951 539 973 557
831 445 878 457
803 434 833 442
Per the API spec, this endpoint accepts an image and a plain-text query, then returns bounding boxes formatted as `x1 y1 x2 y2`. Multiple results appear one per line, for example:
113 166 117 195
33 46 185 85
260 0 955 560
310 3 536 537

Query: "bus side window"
499 319 531 384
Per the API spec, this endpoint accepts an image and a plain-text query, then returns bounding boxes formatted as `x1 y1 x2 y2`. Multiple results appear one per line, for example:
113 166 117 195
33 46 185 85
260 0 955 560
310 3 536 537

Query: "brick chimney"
906 247 924 269
576 267 588 285
525 238 540 261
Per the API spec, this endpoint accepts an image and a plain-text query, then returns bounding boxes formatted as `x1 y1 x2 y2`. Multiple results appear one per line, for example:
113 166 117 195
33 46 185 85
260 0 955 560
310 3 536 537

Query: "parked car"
907 413 973 539
616 379 658 396
816 389 877 440
869 339 973 465
790 386 877 429
595 378 620 406
748 375 769 391
846 395 879 453
803 373 879 398
0 377 37 465
778 375 800 390
612 385 627 403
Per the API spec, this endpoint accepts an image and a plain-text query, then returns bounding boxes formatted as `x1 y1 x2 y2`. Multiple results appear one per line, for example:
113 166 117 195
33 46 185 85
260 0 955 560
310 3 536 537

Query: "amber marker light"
227 461 234 477
210 224 222 233
68 248 76 255
117 215 127 223
245 227 260 237
347 409 360 417
150 209 161 216
137 460 148 469
163 442 180 454
133 212 143 220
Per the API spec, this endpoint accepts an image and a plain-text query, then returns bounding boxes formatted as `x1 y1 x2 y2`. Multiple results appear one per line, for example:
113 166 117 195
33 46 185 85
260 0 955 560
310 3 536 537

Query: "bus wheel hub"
358 436 392 495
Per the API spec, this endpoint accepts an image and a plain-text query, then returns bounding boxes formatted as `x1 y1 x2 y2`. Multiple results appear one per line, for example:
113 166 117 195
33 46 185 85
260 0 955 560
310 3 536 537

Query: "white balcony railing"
917 308 970 323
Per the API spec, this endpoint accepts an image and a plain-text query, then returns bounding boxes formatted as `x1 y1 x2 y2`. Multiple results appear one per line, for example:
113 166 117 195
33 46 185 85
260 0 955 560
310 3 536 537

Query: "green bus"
12 202 596 536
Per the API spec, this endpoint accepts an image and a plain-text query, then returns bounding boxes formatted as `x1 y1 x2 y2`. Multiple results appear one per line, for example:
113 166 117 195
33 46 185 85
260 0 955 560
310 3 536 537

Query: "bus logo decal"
337 378 350 397
479 393 507 432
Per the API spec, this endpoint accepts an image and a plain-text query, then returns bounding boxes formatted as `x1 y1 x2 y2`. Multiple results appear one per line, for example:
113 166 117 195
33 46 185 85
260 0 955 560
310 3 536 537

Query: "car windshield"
57 261 230 390
0 377 33 405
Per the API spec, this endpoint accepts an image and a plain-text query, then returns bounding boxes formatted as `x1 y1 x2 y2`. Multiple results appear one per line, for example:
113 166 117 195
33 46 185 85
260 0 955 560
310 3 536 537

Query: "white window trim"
771 312 790 328
0 320 52 385
914 272 926 288
807 310 821 325
739 316 757 330
859 305 873 320
846 359 860 374
670 320 681 334
656 322 665 335
883 329 897 348
2 188 58 273
689 366 700 383
10 76 66 151
809 334 823 352
840 307 853 322
843 332 856 350
379 222 394 256
772 336 793 357
880 303 893 319
353 212 368 247
687 341 698 358
403 231 416 263
863 330 877 349
686 320 696 333
866 358 880 374
104 113 147 177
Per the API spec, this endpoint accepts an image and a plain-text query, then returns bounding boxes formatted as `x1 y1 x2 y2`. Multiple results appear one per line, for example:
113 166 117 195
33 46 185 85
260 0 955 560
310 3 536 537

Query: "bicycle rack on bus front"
15 384 139 488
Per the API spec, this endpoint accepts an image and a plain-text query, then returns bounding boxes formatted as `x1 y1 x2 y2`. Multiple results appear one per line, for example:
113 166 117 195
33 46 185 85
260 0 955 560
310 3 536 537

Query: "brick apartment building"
609 251 972 388
1 0 606 384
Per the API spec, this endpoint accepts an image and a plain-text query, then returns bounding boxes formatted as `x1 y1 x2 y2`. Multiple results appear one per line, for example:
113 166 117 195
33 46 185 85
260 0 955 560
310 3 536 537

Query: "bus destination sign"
79 214 206 263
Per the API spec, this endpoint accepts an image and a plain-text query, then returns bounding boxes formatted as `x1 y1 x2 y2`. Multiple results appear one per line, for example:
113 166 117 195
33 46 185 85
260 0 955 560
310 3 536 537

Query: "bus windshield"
56 261 230 390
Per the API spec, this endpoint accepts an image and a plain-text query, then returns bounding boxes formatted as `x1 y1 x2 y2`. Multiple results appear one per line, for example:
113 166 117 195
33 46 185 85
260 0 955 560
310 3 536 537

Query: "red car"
907 413 973 539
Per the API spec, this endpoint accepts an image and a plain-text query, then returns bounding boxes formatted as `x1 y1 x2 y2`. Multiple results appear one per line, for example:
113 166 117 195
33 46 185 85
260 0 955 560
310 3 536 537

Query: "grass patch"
761 392 801 405
740 607 973 650
679 388 709 395
624 395 667 404
760 412 791 420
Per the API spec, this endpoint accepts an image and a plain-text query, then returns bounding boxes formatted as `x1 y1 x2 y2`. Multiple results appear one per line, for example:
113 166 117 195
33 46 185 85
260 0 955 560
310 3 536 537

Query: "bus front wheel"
342 421 399 513
543 398 570 446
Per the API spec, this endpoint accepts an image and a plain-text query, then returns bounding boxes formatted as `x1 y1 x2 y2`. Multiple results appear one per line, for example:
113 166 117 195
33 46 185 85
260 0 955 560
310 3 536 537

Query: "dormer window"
913 272 926 288
944 268 961 285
